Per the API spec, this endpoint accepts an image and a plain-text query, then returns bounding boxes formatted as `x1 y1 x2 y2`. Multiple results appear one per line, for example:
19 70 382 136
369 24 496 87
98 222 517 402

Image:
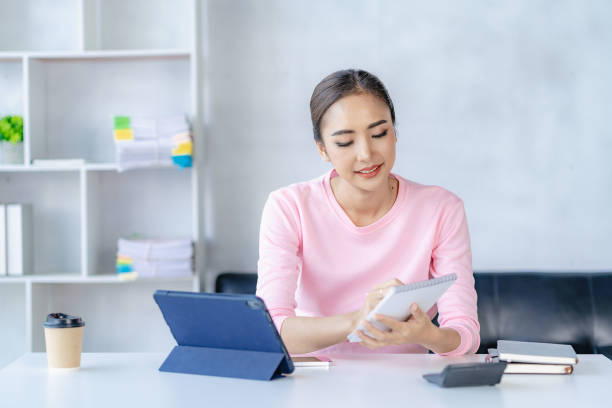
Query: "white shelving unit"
0 0 204 368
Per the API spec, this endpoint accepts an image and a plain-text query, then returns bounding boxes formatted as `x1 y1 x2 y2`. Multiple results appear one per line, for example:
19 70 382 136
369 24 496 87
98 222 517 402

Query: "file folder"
153 290 294 381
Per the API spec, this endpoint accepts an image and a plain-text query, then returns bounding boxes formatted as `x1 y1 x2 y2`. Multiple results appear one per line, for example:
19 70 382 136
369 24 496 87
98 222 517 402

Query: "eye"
372 129 388 138
336 141 353 147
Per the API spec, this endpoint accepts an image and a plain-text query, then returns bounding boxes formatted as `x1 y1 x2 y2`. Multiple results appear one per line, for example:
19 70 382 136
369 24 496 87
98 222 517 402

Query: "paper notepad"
348 273 457 342
496 340 578 365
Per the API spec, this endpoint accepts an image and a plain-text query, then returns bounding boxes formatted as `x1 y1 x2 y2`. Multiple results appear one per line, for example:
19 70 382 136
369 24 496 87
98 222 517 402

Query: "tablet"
153 290 294 379
348 273 457 342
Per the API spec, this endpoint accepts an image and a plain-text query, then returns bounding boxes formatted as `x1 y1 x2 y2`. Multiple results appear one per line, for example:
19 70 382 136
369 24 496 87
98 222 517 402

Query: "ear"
315 141 331 162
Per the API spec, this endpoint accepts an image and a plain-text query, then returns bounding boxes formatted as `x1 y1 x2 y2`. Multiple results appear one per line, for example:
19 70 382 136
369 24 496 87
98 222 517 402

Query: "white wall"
201 0 612 278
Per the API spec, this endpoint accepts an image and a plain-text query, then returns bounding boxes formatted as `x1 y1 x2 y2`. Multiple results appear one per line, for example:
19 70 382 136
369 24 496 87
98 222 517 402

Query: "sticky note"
172 155 192 168
172 141 193 156
114 116 131 130
114 129 134 141
118 271 138 281
116 264 132 273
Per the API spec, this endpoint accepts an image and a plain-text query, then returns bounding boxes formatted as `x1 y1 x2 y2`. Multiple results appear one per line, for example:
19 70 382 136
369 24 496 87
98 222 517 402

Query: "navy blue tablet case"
153 290 294 381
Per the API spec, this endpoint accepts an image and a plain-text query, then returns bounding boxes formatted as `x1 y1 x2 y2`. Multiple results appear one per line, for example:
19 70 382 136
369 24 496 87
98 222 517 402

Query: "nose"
356 138 373 162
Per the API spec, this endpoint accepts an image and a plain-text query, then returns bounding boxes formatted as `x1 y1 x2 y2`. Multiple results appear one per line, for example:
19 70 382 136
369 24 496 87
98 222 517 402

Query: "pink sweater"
256 169 480 356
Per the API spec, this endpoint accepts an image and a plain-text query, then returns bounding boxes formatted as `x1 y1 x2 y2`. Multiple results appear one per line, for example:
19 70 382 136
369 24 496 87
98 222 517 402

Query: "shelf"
0 165 81 172
28 56 191 163
0 163 189 172
0 1 80 52
0 54 23 61
0 163 186 172
0 274 196 284
84 163 182 172
89 0 193 51
0 58 23 119
0 49 192 61
1 0 202 359
1 171 82 275
85 169 194 276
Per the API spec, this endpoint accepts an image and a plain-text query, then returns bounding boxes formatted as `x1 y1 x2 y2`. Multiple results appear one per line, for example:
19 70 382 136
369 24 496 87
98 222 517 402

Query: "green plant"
0 115 24 144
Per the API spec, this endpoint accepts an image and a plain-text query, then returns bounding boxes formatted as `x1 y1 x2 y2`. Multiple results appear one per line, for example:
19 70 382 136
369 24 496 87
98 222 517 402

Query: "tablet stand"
159 345 288 381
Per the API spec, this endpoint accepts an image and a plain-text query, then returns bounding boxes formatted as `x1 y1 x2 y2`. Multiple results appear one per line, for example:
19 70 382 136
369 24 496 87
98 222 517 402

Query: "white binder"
0 204 6 276
6 203 33 276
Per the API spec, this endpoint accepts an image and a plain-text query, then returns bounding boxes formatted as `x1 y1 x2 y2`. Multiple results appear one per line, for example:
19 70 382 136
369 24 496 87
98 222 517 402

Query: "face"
316 92 397 192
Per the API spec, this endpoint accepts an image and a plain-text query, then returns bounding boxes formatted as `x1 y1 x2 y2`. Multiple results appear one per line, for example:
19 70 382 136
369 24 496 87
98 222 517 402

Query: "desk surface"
1 353 611 408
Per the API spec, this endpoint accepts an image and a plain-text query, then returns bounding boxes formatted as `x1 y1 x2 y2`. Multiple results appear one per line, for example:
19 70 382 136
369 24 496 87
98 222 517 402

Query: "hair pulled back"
309 69 395 143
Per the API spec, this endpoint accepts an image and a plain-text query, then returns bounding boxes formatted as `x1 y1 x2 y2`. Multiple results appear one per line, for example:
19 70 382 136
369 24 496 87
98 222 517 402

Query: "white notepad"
348 273 457 343
496 340 578 365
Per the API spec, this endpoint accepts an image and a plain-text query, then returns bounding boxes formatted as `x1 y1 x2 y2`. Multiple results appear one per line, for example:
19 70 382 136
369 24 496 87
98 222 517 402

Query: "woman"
256 69 479 356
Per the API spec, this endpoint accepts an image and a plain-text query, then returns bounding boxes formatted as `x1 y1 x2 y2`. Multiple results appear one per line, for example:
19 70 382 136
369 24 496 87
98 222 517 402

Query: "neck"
331 174 398 221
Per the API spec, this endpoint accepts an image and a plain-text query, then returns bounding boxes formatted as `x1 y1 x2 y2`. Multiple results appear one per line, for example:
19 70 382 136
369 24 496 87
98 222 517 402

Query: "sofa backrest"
475 273 604 354
215 271 612 355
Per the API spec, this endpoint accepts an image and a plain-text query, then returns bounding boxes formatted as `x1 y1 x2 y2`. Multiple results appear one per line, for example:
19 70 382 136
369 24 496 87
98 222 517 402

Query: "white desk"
1 353 610 408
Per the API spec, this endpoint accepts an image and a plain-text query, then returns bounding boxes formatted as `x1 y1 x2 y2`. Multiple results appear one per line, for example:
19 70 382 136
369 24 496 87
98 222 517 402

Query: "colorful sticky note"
172 155 192 168
114 129 134 141
118 271 138 281
172 141 193 156
114 116 131 130
116 264 132 273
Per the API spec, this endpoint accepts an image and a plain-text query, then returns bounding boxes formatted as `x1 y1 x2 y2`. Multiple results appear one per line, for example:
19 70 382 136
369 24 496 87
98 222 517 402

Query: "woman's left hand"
356 303 437 349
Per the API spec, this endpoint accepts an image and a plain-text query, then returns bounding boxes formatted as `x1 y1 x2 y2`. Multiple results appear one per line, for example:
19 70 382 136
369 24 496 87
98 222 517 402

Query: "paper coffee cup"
43 313 85 369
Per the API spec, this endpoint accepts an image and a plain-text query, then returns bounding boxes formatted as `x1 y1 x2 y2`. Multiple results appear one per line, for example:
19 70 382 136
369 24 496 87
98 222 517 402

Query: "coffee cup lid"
43 313 85 328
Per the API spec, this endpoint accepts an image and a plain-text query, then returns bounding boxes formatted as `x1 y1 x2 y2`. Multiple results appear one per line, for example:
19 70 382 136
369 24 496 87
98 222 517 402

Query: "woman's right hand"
351 278 404 333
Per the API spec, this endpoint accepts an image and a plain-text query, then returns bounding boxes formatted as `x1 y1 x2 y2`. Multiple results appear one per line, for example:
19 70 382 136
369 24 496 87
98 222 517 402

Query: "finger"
374 314 403 331
357 330 382 349
409 303 427 320
363 320 390 341
373 278 404 291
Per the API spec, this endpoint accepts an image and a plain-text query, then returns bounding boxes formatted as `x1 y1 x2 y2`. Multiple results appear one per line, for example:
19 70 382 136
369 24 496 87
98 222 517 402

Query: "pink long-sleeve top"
256 168 480 356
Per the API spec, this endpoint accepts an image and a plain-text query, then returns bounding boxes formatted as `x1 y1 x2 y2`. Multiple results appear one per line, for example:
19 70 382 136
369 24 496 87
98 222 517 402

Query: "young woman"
256 69 479 356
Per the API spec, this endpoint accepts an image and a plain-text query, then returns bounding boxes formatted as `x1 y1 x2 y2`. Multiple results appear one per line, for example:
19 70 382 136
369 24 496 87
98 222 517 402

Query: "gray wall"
201 0 612 282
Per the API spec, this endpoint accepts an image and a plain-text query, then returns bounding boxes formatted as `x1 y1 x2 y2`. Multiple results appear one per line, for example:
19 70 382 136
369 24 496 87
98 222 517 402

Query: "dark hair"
309 69 395 143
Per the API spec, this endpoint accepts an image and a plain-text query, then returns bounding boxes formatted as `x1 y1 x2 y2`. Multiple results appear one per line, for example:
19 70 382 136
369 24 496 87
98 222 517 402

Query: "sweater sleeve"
429 195 480 356
255 190 302 334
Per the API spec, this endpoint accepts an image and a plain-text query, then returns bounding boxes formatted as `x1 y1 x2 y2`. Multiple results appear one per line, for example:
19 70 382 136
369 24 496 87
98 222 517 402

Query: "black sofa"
215 271 612 359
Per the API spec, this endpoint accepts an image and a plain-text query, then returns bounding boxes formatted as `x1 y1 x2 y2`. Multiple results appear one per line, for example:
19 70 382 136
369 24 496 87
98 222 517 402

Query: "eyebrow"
330 119 387 136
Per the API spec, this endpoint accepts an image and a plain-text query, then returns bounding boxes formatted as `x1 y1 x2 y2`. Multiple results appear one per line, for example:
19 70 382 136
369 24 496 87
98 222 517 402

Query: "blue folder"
153 290 294 381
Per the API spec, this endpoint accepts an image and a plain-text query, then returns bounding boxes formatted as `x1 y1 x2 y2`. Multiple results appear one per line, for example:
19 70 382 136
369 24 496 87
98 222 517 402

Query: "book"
496 340 578 365
486 351 573 374
347 273 457 342
0 204 6 276
6 203 33 276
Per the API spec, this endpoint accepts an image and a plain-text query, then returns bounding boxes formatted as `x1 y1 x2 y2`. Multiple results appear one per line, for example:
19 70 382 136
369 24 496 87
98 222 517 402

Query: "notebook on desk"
495 340 578 365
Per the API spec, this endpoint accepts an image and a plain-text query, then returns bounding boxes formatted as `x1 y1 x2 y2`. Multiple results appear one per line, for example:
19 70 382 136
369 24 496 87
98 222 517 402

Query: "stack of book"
113 115 193 172
486 340 578 374
0 203 33 276
115 238 193 280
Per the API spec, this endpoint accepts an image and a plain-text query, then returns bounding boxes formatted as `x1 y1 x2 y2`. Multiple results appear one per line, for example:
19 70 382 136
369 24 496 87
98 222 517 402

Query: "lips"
357 164 380 172
355 164 382 173
355 163 384 178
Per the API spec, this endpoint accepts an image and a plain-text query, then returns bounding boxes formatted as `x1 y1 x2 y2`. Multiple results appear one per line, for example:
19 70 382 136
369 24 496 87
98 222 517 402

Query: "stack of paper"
113 115 193 172
116 238 193 280
486 340 578 374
